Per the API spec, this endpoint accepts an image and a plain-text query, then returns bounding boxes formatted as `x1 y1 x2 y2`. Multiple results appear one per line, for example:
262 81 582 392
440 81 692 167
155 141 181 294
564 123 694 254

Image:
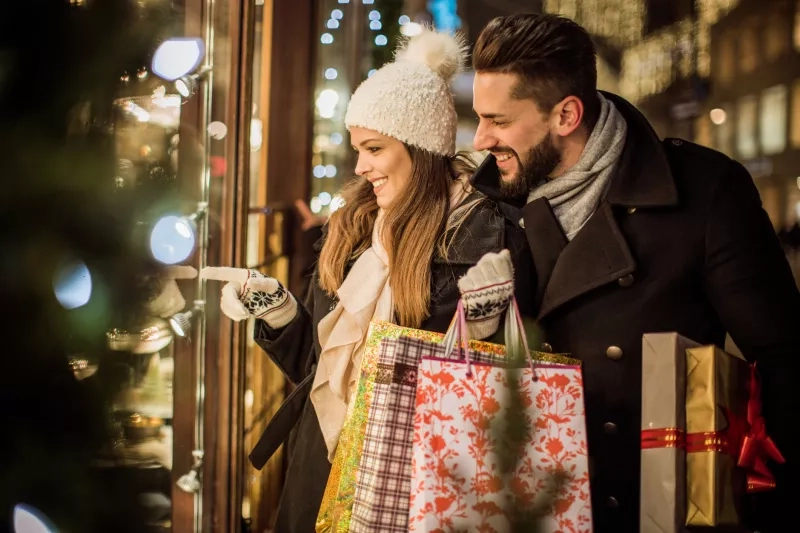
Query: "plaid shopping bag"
349 337 421 532
315 321 452 532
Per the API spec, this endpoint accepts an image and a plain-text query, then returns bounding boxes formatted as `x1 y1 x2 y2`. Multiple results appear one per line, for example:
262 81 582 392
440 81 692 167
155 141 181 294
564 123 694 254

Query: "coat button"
540 342 553 353
626 207 637 214
671 139 682 146
606 346 623 360
618 274 634 287
518 217 525 229
607 496 619 508
604 422 617 434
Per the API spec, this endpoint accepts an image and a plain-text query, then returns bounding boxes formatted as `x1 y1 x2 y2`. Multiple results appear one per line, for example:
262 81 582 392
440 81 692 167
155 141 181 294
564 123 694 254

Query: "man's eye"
492 120 507 127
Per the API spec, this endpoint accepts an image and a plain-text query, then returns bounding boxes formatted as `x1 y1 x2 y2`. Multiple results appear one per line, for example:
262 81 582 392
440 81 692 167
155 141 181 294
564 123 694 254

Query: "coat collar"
470 92 677 321
603 91 678 208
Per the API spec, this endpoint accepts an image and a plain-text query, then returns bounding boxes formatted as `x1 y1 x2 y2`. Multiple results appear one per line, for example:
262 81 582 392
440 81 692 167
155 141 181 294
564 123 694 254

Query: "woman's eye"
367 147 380 153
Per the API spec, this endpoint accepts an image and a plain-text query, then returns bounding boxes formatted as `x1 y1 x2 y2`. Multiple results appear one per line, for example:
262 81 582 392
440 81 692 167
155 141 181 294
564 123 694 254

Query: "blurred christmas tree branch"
449 317 567 532
1 1 183 531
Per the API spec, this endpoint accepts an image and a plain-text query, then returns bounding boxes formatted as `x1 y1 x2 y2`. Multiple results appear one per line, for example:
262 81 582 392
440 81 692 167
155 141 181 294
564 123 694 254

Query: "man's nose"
473 123 494 152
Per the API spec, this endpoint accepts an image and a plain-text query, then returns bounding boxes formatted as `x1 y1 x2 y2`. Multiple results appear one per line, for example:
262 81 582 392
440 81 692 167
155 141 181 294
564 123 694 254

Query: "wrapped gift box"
640 333 698 533
641 335 786 533
684 345 750 527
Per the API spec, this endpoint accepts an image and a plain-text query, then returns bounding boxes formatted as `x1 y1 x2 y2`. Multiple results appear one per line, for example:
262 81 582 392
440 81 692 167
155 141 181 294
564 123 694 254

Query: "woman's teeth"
372 178 388 188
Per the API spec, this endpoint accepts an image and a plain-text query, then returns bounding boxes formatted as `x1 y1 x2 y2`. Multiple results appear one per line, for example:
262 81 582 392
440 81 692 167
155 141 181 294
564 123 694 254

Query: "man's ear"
551 95 584 137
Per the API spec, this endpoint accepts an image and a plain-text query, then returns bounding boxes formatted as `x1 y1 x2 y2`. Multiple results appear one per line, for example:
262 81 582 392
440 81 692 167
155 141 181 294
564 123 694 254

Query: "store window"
760 84 788 155
104 0 244 530
737 94 759 159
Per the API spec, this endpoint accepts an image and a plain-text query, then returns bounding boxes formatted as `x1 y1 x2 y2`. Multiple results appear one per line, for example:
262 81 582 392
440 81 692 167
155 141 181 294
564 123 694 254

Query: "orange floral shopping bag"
408 300 593 533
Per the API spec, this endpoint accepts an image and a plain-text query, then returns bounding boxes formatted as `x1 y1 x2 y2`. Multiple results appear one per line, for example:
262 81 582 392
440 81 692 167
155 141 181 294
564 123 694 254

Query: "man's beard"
497 133 561 200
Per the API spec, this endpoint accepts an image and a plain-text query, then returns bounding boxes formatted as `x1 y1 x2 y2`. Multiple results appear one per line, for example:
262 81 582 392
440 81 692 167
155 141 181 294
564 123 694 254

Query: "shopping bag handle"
442 297 533 378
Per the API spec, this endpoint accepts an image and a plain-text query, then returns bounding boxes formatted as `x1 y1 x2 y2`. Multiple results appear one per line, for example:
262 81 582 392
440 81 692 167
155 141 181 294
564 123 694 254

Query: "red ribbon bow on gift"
736 363 786 493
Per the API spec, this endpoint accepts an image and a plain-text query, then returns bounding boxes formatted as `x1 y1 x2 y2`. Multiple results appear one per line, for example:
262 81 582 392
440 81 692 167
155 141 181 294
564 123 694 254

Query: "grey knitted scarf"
528 93 627 240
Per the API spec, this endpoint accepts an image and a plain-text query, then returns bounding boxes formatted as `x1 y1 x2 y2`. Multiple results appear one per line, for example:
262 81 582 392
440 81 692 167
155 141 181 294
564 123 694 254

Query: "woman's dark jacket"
250 193 534 532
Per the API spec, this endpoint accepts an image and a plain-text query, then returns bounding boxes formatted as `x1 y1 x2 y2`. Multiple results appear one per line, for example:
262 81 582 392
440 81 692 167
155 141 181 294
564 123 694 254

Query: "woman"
203 28 534 532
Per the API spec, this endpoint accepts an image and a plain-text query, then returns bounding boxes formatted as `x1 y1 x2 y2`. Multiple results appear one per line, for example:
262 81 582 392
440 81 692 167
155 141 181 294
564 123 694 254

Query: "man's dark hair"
472 13 600 129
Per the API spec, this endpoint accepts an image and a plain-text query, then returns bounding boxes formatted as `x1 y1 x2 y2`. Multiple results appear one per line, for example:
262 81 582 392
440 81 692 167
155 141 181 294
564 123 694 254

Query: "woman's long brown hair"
318 146 478 328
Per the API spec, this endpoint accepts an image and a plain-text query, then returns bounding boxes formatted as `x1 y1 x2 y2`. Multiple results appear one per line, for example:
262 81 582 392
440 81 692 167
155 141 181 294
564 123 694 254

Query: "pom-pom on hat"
344 27 467 156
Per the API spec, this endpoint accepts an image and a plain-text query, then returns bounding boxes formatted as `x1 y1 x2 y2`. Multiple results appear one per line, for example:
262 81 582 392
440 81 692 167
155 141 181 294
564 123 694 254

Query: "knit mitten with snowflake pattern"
200 267 298 328
457 249 515 340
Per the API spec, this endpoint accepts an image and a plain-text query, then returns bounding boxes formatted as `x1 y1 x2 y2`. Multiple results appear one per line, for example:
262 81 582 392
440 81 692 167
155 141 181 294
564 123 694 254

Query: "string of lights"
617 0 740 103
545 1 741 103
543 0 646 48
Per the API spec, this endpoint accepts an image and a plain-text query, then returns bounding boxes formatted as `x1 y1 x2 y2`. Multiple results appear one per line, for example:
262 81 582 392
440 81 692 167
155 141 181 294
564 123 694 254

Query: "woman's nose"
354 154 370 176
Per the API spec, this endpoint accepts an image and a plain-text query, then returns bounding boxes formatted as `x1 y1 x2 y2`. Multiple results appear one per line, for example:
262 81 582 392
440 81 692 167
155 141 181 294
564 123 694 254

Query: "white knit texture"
345 28 466 156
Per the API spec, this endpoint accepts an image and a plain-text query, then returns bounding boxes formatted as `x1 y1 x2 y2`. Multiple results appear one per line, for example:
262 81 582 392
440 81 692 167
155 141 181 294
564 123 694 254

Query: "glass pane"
107 78 185 533
311 0 357 219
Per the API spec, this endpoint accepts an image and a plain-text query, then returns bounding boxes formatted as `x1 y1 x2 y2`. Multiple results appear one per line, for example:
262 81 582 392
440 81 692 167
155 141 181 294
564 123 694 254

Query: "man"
470 13 798 532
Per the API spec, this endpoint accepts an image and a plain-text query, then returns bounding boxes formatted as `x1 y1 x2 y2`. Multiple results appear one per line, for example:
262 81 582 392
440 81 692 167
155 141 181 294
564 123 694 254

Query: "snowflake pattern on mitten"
462 282 513 321
241 269 291 320
245 283 287 315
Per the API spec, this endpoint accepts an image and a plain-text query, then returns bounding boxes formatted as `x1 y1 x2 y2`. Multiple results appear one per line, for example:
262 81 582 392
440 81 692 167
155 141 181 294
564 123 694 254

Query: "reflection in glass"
52 257 92 310
150 215 196 264
106 59 186 531
152 38 205 81
13 505 58 533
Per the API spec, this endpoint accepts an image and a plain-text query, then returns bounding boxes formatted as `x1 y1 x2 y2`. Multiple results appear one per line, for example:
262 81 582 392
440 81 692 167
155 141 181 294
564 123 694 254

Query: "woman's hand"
200 267 298 328
457 249 514 339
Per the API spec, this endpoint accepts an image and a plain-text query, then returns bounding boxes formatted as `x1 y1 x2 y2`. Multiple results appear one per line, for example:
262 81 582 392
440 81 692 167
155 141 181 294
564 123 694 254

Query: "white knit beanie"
345 28 467 156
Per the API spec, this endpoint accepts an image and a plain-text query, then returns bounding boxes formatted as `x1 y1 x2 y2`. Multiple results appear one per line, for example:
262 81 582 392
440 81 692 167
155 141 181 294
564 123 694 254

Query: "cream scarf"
311 177 471 461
